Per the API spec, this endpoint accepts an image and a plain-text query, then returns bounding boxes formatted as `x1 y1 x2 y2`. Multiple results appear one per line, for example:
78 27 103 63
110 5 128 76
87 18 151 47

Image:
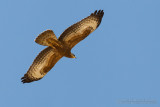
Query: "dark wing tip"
90 10 104 28
21 74 32 83
21 74 41 84
91 10 104 18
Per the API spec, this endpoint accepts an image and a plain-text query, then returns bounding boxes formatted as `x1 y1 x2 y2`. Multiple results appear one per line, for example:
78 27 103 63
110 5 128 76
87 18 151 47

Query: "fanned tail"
35 30 63 48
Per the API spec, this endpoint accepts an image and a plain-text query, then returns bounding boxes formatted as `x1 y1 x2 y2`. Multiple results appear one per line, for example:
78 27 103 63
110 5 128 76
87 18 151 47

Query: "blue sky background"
0 0 159 107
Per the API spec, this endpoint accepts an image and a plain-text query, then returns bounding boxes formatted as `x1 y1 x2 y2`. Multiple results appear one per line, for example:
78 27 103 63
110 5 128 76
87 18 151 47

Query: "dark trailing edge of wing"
21 10 104 84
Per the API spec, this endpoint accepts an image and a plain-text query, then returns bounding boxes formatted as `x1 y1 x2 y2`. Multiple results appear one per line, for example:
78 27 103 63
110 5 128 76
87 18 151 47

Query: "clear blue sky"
0 0 159 107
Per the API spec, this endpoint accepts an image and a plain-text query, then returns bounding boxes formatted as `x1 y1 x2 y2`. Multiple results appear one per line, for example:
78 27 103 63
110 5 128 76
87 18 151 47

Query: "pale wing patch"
58 10 104 50
66 26 94 48
21 47 62 83
64 20 97 42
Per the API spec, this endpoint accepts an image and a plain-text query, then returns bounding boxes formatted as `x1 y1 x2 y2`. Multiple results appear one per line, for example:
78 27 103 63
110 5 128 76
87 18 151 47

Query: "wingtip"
91 10 104 17
21 74 31 83
21 74 41 83
94 10 97 14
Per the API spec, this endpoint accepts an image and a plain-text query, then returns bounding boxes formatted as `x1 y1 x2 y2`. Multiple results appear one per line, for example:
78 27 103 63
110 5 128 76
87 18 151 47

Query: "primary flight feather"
21 10 104 83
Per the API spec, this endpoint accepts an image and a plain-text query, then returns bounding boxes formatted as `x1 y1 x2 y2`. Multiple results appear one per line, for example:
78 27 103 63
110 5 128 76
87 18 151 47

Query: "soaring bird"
21 10 104 83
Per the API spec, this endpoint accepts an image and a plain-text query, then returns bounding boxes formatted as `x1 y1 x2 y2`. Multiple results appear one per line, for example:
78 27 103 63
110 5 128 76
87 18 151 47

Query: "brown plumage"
21 10 104 83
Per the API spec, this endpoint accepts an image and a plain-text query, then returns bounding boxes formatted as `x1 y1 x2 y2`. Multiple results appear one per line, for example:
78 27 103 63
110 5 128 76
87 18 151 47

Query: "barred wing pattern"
21 10 104 83
21 47 63 83
58 10 104 49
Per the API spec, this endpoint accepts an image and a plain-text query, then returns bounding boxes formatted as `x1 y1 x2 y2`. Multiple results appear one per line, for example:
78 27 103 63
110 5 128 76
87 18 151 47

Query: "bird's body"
21 10 104 83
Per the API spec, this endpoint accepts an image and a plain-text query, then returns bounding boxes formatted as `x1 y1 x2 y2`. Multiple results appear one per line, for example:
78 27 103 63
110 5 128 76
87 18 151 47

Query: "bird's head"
70 53 76 58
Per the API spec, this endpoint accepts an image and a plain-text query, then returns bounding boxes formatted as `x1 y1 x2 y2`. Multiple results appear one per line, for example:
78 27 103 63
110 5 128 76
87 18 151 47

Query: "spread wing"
58 10 104 49
21 47 63 83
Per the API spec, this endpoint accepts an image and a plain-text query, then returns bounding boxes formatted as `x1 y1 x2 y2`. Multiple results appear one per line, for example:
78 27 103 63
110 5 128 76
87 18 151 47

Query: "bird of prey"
21 10 104 83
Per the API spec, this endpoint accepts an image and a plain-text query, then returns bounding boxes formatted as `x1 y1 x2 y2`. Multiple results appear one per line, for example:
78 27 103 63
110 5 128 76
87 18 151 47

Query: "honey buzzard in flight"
21 10 104 83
